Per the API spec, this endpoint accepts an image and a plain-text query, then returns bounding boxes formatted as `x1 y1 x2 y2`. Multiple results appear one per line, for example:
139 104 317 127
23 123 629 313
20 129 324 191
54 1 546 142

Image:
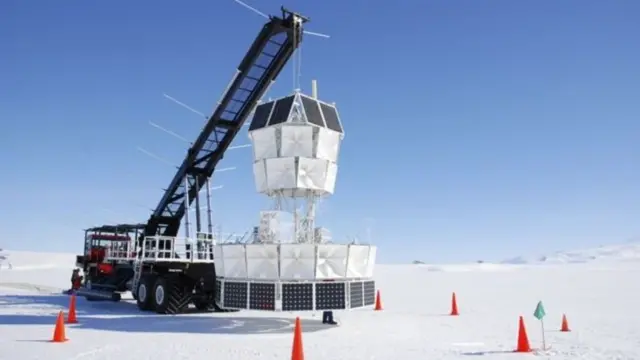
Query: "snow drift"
501 241 640 265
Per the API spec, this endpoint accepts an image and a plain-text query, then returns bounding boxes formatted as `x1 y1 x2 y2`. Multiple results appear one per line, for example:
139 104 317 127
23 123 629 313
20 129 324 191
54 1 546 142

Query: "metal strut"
144 8 308 241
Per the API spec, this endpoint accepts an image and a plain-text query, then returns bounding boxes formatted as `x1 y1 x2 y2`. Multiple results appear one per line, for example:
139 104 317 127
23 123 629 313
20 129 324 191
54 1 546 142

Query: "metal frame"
144 8 308 240
81 224 145 261
104 235 215 263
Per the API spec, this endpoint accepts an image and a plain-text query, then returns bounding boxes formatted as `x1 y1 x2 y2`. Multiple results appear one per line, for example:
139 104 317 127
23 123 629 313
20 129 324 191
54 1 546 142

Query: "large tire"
152 276 171 314
136 275 155 311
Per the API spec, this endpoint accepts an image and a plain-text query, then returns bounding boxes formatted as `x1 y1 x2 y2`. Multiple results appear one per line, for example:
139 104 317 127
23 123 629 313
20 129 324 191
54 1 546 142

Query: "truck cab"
75 224 143 296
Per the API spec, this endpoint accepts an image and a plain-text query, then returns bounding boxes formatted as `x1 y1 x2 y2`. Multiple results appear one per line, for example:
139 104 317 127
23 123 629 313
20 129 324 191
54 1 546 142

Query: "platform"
213 243 377 311
103 236 215 263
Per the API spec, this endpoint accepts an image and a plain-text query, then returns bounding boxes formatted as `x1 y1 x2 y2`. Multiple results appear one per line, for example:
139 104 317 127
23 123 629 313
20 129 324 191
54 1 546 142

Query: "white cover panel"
253 160 268 193
323 162 338 194
250 128 277 161
281 125 313 158
213 245 225 276
346 245 370 278
296 157 328 191
221 244 247 278
265 157 297 191
316 128 341 163
316 244 348 279
246 244 279 279
279 244 316 280
366 246 377 278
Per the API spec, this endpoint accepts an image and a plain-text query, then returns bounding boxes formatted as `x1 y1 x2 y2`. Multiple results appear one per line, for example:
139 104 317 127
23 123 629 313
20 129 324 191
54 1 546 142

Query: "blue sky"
1 0 638 263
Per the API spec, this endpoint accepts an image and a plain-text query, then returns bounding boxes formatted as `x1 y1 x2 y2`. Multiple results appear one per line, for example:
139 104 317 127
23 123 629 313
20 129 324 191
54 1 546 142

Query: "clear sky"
1 0 638 263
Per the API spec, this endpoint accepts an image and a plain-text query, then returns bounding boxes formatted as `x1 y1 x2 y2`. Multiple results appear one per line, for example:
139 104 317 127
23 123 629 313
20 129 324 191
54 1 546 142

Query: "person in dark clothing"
70 268 83 291
322 311 337 325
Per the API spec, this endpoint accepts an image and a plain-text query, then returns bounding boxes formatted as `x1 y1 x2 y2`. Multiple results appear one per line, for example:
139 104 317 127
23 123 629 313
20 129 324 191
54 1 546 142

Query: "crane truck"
73 7 308 314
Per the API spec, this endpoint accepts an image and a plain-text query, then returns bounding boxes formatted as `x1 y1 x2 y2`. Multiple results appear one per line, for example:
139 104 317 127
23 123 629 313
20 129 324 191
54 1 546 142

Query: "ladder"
131 258 144 297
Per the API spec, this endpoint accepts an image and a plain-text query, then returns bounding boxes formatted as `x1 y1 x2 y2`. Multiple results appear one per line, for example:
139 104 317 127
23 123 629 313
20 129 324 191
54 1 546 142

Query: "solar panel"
300 95 325 127
319 102 343 133
282 283 313 311
268 95 295 126
249 283 276 311
363 280 376 306
223 281 248 308
249 102 274 131
349 281 364 308
315 282 346 310
215 279 222 305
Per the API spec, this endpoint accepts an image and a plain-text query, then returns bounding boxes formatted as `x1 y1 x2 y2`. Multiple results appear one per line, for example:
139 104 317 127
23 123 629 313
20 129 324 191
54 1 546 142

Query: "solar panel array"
216 279 376 311
248 93 344 133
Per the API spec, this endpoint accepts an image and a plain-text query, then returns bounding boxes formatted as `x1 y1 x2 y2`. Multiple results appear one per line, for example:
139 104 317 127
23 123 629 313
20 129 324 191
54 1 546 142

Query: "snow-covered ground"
0 246 639 360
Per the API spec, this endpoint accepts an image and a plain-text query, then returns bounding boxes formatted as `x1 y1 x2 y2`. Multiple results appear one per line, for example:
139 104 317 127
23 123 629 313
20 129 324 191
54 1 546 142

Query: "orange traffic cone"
450 292 459 316
516 316 531 352
374 290 383 311
51 311 68 343
560 314 571 332
291 317 304 360
67 294 78 324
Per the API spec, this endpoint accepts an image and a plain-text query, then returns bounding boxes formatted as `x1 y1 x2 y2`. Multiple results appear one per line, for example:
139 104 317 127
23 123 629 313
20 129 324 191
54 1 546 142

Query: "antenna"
163 93 207 119
137 147 175 167
137 146 239 175
228 144 252 150
303 30 330 39
232 0 268 19
149 121 190 143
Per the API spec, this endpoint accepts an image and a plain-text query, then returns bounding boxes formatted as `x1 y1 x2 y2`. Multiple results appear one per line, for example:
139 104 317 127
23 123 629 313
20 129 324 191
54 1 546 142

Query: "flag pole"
533 300 547 351
540 318 546 350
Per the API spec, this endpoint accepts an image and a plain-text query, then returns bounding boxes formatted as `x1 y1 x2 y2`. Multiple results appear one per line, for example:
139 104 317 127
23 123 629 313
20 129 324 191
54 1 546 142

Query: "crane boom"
145 8 307 238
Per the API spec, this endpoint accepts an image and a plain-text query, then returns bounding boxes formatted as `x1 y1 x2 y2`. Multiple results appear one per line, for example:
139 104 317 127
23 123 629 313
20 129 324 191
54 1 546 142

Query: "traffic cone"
450 292 459 316
374 290 383 311
291 317 304 360
51 311 68 343
515 316 531 352
560 314 571 332
67 294 78 324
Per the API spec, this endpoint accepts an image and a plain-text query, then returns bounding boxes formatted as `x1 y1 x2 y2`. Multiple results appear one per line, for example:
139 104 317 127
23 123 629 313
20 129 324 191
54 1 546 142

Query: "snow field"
0 250 638 359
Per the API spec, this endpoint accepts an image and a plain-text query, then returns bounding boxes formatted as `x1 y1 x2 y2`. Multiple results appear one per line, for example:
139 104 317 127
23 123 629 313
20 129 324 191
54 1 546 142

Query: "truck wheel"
136 275 155 311
152 276 171 314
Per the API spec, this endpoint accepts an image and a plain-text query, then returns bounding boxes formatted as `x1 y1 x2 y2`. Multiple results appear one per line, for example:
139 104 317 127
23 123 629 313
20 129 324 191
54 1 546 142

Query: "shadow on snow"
0 294 332 335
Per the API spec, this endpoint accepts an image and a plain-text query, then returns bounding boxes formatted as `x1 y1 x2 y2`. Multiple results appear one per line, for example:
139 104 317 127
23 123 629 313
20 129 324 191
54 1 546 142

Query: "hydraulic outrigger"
74 7 308 314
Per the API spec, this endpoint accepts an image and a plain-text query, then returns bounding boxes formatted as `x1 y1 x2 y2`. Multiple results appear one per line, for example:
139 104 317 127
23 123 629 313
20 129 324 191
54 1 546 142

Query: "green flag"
533 301 546 320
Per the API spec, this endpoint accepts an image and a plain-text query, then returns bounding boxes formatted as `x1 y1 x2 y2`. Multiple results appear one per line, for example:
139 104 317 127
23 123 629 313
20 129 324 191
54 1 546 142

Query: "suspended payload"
213 82 378 313
248 90 343 198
